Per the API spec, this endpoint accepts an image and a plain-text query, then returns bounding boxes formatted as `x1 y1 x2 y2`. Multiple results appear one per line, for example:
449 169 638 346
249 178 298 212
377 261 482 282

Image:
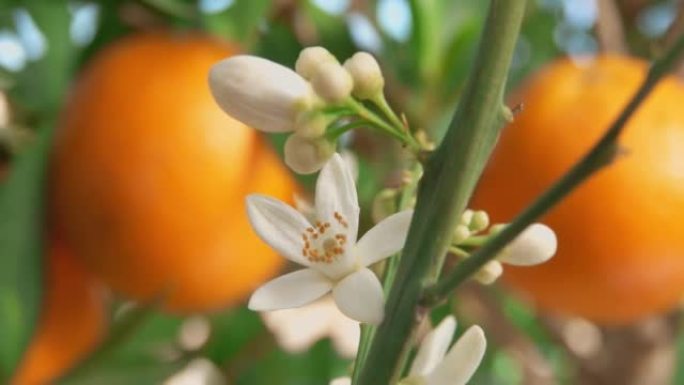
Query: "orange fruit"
50 32 297 312
474 55 684 325
12 239 107 385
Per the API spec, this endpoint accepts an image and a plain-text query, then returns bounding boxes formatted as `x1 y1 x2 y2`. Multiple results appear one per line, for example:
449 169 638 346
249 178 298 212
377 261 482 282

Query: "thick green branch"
426 34 684 303
354 1 528 384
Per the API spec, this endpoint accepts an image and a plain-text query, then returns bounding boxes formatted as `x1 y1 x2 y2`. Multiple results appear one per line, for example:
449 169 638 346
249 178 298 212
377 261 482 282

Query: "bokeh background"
1 0 684 384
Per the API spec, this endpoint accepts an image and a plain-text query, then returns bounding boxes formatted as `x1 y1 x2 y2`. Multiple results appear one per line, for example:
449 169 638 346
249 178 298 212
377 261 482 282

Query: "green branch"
425 34 684 303
354 1 528 384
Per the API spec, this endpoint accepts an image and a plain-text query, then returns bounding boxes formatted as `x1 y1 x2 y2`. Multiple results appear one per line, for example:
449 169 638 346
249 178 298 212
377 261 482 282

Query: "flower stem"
354 2 528 384
372 94 407 133
424 33 684 304
346 99 421 152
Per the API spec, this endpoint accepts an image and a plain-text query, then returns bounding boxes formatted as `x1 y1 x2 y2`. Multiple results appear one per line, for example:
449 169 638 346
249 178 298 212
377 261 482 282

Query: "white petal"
248 269 333 311
315 153 360 241
209 55 311 133
332 268 384 325
426 325 487 385
356 210 413 267
284 133 336 175
498 223 557 266
409 316 457 377
329 377 352 385
246 194 312 266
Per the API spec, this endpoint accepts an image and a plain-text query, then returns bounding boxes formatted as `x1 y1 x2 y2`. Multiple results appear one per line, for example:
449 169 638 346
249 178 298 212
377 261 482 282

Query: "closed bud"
474 261 503 285
295 111 330 138
343 52 384 100
209 55 313 133
296 46 338 80
284 133 336 174
498 223 557 266
460 209 474 226
372 188 399 223
452 225 471 244
311 62 353 103
469 211 490 232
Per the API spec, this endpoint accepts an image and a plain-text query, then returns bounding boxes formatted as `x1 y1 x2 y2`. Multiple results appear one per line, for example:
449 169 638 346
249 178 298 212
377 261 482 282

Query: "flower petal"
356 210 413 267
409 316 457 377
332 268 384 325
248 269 333 311
246 194 312 266
329 377 352 385
425 325 486 385
209 55 311 133
498 223 557 266
315 153 360 242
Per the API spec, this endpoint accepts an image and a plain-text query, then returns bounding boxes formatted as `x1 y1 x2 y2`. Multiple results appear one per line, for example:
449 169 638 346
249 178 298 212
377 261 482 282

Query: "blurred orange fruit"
50 32 296 312
474 55 684 325
12 238 106 385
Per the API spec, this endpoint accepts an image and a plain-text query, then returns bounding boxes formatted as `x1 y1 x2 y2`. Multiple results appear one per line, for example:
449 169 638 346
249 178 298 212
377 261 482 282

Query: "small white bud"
311 62 353 103
474 260 503 285
498 223 557 266
343 52 385 100
209 55 313 133
295 111 330 138
469 211 490 232
329 378 351 385
372 188 399 223
452 225 471 244
296 46 338 80
284 133 336 174
460 209 474 226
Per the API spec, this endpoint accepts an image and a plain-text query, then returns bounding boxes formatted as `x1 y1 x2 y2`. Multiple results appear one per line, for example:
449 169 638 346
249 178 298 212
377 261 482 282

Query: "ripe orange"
474 55 684 325
50 32 297 312
12 238 107 385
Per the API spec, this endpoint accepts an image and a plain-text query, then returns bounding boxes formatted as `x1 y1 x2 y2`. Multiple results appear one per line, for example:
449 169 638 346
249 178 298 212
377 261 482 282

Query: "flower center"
301 211 349 264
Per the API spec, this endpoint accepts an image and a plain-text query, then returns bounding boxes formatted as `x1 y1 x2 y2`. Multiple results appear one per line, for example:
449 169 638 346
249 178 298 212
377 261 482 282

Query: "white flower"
311 62 354 103
296 46 339 79
407 316 486 385
209 55 313 133
261 296 360 358
343 52 384 100
329 316 486 385
498 223 557 266
165 358 225 385
247 154 413 324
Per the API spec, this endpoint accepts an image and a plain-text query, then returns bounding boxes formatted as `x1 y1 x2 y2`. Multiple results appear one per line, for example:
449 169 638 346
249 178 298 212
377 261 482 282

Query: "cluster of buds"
451 210 557 284
209 47 386 174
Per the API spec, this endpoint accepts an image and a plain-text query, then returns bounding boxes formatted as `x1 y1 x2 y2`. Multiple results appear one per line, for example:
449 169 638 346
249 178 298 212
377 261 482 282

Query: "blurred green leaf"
302 1 356 60
203 307 265 364
203 0 272 48
236 339 349 385
0 125 51 381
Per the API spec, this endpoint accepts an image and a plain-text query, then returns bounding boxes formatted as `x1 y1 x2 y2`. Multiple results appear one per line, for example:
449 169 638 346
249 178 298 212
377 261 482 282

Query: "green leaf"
202 0 273 48
0 125 52 381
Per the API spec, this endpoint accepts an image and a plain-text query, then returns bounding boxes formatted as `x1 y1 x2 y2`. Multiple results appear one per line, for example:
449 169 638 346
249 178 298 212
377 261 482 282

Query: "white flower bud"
284 133 336 174
469 210 490 232
474 260 503 285
311 62 353 103
209 55 313 133
498 223 557 266
296 46 338 79
452 225 471 244
460 209 474 226
343 52 385 100
295 111 329 138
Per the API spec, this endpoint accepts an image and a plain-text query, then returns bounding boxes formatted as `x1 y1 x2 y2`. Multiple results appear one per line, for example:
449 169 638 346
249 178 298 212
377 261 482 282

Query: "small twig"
595 0 629 53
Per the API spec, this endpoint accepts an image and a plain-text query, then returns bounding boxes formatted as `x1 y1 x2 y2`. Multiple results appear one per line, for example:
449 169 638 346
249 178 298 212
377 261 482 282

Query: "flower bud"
343 52 384 100
372 188 399 223
296 46 338 80
474 260 503 285
452 225 471 244
311 62 353 103
460 209 474 226
469 211 490 232
209 55 313 133
498 223 557 266
284 133 336 174
295 111 329 138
